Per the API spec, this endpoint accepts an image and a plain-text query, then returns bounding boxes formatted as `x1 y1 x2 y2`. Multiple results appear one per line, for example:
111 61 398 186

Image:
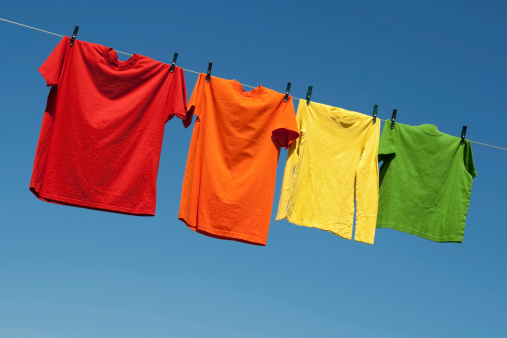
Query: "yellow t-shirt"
276 99 380 244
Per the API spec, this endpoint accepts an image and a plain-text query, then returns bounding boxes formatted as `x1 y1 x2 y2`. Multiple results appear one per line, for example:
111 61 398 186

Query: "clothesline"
1 17 506 152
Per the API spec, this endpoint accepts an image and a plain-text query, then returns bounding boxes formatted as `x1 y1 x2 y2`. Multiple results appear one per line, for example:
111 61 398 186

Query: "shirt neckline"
229 79 265 99
104 48 140 71
417 124 444 136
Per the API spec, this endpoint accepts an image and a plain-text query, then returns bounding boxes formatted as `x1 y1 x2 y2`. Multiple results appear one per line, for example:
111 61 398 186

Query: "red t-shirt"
30 36 187 215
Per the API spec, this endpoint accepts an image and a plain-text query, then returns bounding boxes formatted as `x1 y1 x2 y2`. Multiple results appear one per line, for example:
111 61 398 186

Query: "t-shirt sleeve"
272 96 299 149
276 99 305 221
355 120 381 244
166 66 188 122
182 73 205 128
38 36 70 87
378 119 396 161
464 140 477 178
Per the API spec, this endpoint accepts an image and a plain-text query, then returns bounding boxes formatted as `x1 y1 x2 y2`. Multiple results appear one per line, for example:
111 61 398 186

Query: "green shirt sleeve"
378 120 396 161
464 140 477 178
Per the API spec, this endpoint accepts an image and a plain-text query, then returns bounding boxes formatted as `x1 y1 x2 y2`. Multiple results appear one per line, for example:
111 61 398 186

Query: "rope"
1 17 505 152
0 18 64 37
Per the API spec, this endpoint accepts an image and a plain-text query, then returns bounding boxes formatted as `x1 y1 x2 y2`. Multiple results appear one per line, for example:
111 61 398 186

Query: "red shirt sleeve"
272 96 299 149
38 36 70 87
166 66 188 122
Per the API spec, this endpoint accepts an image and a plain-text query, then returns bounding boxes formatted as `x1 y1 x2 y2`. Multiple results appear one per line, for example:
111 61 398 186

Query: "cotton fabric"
276 100 380 244
179 74 299 245
30 36 187 215
377 120 477 242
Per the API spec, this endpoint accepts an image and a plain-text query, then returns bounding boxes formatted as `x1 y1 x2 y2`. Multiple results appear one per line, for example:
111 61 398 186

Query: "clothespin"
461 126 467 145
170 53 178 73
372 105 378 124
206 62 213 83
70 26 79 47
284 82 291 102
306 86 313 106
390 109 397 129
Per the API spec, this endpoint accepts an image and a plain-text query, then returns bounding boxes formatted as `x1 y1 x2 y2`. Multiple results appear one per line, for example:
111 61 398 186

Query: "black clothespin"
70 26 79 47
284 82 291 102
206 62 213 83
461 126 467 145
372 105 378 124
390 109 397 129
170 53 178 73
306 86 313 105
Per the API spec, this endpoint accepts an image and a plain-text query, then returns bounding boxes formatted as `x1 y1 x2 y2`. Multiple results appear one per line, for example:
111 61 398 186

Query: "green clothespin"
306 86 313 105
284 82 291 102
70 25 79 47
372 105 378 124
170 53 178 73
390 109 397 129
461 126 467 145
206 62 212 83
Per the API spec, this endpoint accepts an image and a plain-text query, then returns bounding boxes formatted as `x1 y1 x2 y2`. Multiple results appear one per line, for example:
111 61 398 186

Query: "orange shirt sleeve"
182 73 206 128
272 96 299 149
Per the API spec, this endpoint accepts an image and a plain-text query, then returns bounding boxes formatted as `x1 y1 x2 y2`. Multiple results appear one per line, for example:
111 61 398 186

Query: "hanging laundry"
30 36 187 215
179 74 299 246
376 121 477 242
276 100 380 244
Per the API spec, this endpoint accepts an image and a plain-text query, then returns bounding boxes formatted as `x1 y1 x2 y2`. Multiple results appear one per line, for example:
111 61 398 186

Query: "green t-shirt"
377 120 477 242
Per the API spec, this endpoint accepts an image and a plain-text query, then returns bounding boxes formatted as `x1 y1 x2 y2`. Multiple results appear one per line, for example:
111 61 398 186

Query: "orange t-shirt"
178 74 299 245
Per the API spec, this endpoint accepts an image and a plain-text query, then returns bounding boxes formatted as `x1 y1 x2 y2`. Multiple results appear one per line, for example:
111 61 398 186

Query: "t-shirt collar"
230 80 265 99
104 48 140 71
417 124 443 136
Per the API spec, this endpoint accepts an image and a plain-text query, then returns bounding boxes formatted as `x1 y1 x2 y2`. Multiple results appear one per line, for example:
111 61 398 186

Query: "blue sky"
1 0 506 337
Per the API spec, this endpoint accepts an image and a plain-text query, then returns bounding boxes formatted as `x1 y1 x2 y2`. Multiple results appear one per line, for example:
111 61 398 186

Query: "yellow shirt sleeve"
354 119 380 244
276 100 305 220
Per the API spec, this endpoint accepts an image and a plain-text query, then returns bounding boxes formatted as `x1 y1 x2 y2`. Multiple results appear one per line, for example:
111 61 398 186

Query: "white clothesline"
1 17 506 152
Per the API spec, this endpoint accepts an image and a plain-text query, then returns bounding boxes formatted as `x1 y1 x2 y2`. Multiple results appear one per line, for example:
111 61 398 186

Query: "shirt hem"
278 216 354 241
30 186 155 216
376 223 464 243
178 215 267 246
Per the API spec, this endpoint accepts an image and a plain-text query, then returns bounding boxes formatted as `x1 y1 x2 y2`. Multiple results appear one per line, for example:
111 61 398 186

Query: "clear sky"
1 0 506 337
